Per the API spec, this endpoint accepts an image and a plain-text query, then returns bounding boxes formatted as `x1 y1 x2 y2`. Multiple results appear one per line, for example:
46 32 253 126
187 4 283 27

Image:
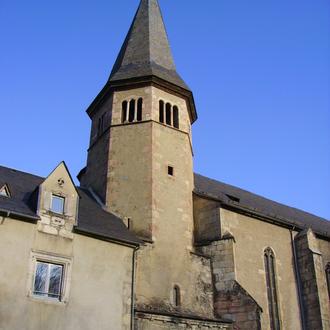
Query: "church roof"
0 165 141 246
194 174 330 239
109 0 189 91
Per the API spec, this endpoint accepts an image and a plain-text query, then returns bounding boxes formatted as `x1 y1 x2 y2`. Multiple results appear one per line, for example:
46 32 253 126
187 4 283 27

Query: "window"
173 106 179 129
129 99 135 123
137 98 143 121
168 166 174 176
159 100 164 123
122 100 128 123
264 248 281 330
173 285 181 307
326 264 330 299
0 184 10 197
29 252 72 304
97 112 106 136
159 100 180 129
166 103 172 125
33 261 63 300
122 98 143 123
51 195 65 214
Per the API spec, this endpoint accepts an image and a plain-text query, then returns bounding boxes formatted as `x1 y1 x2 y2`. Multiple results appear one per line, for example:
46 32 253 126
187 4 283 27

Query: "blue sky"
0 0 329 219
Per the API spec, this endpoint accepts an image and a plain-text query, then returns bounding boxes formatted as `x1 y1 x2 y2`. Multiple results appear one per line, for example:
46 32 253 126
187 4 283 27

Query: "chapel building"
1 0 330 329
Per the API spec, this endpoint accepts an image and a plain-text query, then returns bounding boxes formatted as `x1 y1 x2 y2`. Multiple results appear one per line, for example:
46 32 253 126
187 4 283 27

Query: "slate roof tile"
194 173 330 238
0 165 141 246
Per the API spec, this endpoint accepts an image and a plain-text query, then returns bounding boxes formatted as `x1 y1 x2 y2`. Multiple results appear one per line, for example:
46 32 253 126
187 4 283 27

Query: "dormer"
0 184 11 198
37 162 79 239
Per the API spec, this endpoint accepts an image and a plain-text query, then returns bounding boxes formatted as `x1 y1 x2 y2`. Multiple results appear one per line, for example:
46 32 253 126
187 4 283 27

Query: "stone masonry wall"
295 229 330 329
201 238 261 330
193 195 221 244
135 312 233 329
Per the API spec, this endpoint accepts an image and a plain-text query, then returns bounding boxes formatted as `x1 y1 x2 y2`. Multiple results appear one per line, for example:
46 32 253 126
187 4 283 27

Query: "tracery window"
159 100 180 129
122 98 143 123
264 248 281 330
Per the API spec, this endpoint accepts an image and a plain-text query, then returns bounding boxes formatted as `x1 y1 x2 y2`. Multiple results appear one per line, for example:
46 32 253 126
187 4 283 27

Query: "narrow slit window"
137 98 143 122
129 99 135 123
97 113 106 136
33 261 64 301
168 166 174 176
122 101 128 123
173 106 179 129
97 118 102 136
264 248 281 330
166 103 172 126
159 100 164 123
173 285 181 307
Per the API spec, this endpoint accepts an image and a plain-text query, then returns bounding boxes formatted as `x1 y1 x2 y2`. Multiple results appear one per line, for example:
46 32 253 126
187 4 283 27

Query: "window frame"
33 261 64 300
50 194 65 215
28 251 72 305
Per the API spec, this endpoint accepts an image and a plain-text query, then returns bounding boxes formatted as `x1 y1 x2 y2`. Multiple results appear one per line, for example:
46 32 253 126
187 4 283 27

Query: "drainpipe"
131 246 139 330
290 228 307 330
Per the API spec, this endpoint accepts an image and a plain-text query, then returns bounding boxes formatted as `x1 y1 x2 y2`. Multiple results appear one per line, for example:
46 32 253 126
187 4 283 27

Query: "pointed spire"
109 0 189 91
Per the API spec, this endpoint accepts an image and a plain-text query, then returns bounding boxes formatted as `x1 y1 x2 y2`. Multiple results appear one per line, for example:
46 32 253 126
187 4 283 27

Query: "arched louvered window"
264 248 281 330
137 98 143 122
173 285 181 307
326 264 330 299
166 103 172 126
129 99 136 123
173 106 179 129
159 100 164 123
122 100 128 123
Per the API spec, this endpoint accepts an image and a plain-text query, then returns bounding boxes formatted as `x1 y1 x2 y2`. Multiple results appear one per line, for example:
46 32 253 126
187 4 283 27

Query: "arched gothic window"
264 248 281 330
173 285 181 307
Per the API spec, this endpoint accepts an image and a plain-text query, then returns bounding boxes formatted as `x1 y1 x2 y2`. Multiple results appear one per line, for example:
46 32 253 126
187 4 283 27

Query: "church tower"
81 0 197 242
80 0 225 327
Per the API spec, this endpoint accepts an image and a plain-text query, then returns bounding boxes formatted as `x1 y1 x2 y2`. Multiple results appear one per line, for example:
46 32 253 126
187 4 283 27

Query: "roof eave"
73 226 142 248
193 190 330 241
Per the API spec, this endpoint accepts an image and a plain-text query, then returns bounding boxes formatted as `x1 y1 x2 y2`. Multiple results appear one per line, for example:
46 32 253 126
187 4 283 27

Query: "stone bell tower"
80 0 229 328
81 0 197 243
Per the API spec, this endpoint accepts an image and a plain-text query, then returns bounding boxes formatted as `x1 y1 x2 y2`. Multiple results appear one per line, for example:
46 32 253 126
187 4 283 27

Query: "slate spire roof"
109 0 190 91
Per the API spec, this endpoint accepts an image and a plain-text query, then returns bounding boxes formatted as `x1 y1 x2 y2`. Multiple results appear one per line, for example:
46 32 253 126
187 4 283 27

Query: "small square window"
168 166 174 176
33 261 64 301
51 195 65 214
